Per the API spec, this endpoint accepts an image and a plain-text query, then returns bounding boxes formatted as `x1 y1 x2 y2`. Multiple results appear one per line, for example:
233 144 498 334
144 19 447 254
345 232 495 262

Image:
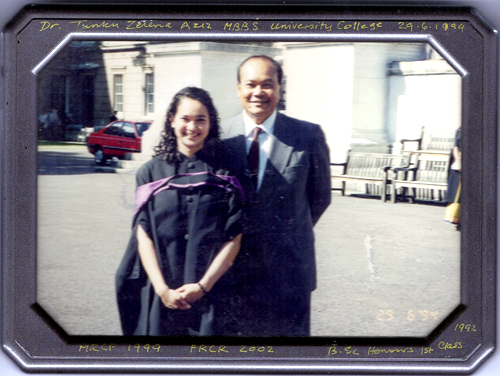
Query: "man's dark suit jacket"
221 112 331 335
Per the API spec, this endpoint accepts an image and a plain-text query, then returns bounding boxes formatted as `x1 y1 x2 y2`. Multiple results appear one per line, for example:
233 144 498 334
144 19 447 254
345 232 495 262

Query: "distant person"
57 108 69 141
47 108 61 141
444 127 461 230
222 55 331 336
109 111 118 122
38 109 49 139
116 86 243 336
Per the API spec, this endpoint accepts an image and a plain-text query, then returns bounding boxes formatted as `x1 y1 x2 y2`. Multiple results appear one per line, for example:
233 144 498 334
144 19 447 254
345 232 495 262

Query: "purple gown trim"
134 171 244 215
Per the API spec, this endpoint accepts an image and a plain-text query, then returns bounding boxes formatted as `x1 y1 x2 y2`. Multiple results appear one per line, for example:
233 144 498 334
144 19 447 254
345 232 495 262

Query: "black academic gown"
116 151 242 336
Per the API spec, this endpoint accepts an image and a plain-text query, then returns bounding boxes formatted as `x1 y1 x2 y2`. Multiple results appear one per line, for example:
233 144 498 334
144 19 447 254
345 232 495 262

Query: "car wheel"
95 148 107 165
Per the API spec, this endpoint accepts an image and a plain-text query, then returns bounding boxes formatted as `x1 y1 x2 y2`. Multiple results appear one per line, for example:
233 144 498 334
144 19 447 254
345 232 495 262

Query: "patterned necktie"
248 127 261 187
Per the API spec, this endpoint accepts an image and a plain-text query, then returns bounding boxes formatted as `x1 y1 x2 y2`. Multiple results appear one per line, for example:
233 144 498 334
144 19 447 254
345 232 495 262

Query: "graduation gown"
116 151 242 336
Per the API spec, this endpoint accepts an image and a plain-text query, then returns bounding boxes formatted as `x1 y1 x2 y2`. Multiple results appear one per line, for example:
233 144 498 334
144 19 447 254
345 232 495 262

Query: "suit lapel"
255 113 295 200
225 113 296 198
223 116 256 200
266 113 295 176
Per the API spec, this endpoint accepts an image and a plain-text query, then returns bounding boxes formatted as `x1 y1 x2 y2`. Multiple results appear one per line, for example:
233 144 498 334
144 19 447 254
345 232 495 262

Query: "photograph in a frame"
36 40 461 337
1 3 497 374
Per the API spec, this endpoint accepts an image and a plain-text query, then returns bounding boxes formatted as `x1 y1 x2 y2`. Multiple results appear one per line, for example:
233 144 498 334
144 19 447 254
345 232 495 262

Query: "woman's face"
169 97 210 157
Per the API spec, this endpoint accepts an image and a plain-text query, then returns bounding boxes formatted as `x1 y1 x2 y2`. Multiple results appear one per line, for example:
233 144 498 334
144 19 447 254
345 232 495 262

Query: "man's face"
237 58 282 125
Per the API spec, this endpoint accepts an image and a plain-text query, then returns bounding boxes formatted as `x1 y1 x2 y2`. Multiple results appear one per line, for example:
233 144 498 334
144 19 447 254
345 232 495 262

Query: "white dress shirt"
243 110 277 191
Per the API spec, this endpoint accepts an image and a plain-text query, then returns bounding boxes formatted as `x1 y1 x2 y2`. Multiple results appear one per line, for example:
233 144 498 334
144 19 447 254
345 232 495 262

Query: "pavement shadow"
38 150 96 175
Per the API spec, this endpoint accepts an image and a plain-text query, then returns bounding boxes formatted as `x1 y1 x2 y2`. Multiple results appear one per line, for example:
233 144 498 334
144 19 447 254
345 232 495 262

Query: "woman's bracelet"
198 282 208 294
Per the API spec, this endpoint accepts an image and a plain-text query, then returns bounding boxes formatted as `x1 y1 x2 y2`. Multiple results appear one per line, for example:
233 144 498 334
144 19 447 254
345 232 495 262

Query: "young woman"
116 87 243 336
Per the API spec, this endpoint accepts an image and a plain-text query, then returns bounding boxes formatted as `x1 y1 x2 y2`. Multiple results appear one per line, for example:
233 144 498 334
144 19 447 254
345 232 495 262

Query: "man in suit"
222 55 331 336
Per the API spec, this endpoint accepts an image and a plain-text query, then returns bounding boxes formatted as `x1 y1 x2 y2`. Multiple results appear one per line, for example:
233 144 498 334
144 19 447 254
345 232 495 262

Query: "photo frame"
1 1 497 374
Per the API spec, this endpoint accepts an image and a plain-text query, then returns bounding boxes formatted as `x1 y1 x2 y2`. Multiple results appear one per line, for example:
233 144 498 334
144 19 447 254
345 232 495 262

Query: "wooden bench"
400 126 456 156
390 153 450 203
331 151 411 202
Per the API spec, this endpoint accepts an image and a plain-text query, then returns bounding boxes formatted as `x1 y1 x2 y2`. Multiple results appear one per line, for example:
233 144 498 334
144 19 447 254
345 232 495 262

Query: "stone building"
38 40 461 162
37 41 103 131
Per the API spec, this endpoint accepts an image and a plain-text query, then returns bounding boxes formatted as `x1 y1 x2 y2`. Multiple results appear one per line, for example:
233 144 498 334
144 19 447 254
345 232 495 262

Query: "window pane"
104 122 122 136
50 75 66 110
121 122 135 138
145 73 154 114
114 75 123 112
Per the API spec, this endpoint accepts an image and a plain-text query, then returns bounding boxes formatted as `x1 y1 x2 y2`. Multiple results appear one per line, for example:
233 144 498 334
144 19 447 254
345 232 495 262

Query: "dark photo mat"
0 0 496 372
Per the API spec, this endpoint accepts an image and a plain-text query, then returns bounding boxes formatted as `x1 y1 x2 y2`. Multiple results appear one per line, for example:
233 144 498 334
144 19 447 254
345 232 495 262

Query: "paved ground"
312 194 460 337
36 145 461 337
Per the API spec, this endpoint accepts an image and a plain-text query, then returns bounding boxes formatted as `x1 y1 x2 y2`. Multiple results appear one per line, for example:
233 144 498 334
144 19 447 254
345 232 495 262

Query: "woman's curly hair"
154 86 222 164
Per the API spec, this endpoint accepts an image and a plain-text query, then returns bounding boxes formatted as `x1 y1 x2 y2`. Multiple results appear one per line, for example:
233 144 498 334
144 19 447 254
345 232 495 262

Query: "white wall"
101 44 154 123
143 48 204 156
141 42 279 155
284 42 429 160
201 50 247 122
387 60 462 153
284 43 355 162
350 43 428 152
99 41 461 162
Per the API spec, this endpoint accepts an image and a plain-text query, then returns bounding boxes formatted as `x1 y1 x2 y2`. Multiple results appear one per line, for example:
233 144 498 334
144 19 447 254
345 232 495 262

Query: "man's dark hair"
154 86 222 164
237 55 283 85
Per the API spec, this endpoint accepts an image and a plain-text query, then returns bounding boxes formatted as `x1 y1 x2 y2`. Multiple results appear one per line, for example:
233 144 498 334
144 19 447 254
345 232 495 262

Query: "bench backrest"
400 127 457 153
415 153 450 183
345 152 409 178
422 130 456 152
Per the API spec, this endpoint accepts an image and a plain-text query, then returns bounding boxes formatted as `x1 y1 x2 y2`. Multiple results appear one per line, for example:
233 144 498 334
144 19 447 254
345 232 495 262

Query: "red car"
87 120 152 165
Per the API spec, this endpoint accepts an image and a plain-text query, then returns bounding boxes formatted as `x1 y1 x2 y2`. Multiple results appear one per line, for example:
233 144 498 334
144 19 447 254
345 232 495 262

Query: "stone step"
115 153 151 171
124 152 153 161
115 159 146 170
93 154 151 174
